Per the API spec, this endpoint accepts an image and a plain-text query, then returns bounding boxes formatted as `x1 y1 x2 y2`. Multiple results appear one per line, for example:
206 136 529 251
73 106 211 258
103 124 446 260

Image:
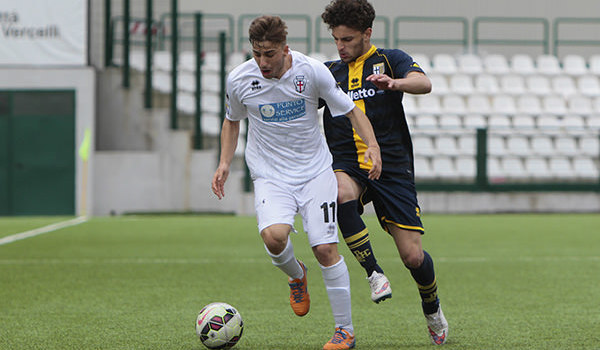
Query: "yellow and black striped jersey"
322 45 424 174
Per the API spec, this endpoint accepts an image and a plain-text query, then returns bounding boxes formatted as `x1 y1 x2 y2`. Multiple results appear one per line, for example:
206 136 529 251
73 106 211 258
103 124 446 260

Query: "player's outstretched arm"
366 71 431 94
345 106 382 180
211 119 240 199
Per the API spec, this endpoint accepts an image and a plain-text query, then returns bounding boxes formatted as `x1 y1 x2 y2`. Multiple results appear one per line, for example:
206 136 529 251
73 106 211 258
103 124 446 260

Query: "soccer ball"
195 302 244 349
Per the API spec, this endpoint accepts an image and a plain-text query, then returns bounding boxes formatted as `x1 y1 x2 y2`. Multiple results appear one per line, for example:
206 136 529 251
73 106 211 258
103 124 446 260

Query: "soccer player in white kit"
211 15 381 350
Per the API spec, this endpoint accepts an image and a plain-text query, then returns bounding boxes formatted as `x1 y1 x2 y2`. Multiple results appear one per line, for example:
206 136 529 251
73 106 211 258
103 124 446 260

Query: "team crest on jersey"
373 63 385 75
294 75 306 93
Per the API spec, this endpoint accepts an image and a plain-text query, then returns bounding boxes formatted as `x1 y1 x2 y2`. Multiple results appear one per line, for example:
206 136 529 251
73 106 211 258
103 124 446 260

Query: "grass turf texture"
0 214 599 349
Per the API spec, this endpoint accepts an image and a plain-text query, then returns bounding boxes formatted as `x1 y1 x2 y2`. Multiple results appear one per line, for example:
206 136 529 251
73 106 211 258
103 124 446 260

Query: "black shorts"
334 163 425 234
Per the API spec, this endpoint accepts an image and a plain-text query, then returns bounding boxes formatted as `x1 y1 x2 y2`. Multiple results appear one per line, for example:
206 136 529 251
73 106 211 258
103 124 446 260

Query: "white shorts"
253 169 339 247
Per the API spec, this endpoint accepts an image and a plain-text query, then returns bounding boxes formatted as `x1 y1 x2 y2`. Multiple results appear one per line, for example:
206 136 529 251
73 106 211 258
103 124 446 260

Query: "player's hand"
366 74 397 90
364 144 382 180
211 165 230 199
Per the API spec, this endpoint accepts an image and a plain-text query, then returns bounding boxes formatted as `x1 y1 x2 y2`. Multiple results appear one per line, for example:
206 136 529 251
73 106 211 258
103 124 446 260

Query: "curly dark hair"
321 0 376 32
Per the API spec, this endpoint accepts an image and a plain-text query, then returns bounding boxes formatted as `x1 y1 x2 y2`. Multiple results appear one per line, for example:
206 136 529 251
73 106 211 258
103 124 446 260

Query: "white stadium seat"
438 114 463 131
536 54 562 75
562 54 588 76
548 157 574 178
455 156 476 178
414 114 439 129
502 156 528 179
432 53 458 75
474 74 500 94
449 74 475 95
577 76 600 97
579 135 600 156
526 75 552 96
589 55 600 75
417 95 442 114
488 135 507 156
457 53 484 75
466 94 492 115
567 95 593 115
435 135 459 155
524 157 552 179
572 157 599 179
414 156 435 180
413 134 436 156
511 54 536 75
463 114 487 130
517 95 542 115
506 135 531 156
551 76 578 98
457 134 477 156
500 74 526 95
429 74 450 95
442 94 467 114
431 157 458 178
554 135 580 156
541 95 568 116
491 94 517 115
530 135 555 156
483 54 511 75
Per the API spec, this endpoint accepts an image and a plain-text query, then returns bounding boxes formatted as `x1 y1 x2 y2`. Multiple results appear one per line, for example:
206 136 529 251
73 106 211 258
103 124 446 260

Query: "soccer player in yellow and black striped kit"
321 0 448 346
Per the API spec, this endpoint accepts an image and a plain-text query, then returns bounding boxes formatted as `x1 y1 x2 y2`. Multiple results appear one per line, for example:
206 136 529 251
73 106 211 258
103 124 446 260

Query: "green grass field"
1 214 599 349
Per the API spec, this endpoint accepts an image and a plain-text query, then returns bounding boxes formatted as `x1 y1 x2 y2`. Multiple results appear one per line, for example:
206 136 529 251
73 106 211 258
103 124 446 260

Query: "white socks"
321 256 353 334
265 238 303 280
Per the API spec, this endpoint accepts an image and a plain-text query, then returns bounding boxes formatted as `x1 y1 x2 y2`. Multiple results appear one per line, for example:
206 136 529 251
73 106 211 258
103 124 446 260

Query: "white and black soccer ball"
195 302 244 349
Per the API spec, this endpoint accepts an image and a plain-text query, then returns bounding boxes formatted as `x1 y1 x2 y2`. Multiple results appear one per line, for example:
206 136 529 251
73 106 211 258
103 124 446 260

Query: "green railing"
237 14 312 52
473 17 550 54
553 17 600 57
394 16 468 52
158 12 234 52
315 16 390 53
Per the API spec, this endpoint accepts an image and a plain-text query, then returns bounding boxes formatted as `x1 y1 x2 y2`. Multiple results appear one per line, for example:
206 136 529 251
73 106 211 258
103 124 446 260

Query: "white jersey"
226 50 355 185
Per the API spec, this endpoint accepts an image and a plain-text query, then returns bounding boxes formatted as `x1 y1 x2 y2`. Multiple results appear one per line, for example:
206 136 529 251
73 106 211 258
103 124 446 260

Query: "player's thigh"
298 170 339 247
335 171 363 203
387 224 424 267
253 178 297 234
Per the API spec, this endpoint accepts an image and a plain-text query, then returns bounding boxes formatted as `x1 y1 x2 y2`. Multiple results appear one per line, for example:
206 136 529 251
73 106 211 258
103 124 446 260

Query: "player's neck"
275 53 293 79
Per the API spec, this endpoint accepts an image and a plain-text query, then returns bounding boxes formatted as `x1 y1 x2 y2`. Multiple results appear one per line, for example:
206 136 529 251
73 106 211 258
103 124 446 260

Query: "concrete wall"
93 119 253 216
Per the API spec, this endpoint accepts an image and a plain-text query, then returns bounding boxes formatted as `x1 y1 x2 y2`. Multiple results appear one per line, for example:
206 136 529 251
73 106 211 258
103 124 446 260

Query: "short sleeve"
225 74 246 121
313 61 355 117
389 50 425 78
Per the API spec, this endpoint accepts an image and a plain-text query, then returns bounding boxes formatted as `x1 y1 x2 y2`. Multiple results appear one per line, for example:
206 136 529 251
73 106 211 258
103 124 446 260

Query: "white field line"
0 255 598 265
0 216 88 246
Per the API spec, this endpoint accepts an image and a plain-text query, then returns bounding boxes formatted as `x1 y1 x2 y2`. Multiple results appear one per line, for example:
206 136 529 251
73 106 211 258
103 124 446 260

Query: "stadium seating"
118 48 600 184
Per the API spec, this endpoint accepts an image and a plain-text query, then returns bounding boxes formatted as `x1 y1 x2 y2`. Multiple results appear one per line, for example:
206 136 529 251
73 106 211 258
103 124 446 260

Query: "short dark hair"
321 0 375 32
248 15 288 46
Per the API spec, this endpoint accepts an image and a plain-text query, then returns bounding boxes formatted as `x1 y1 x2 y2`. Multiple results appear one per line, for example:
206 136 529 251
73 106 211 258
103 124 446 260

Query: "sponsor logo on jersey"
294 75 306 93
373 63 385 75
259 99 306 122
347 88 376 101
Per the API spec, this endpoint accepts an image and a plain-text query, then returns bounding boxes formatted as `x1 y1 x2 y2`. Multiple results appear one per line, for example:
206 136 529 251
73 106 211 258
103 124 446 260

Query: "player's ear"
363 28 372 41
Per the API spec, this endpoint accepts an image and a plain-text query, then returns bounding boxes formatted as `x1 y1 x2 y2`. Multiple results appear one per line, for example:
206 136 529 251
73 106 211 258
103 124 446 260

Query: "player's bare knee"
261 227 289 255
402 250 424 269
312 243 340 267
